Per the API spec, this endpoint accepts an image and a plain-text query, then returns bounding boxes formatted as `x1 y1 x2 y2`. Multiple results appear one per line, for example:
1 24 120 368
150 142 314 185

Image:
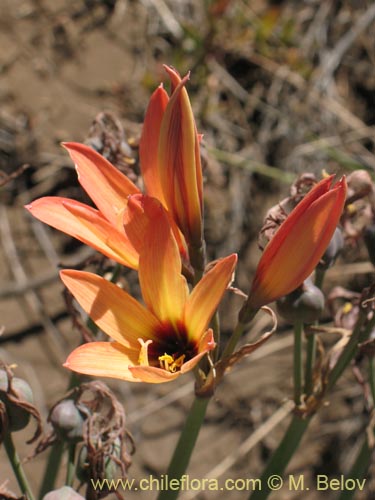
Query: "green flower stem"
337 437 373 500
314 267 326 290
327 310 375 391
157 396 210 500
336 355 375 500
189 243 206 285
221 307 259 362
304 268 325 395
157 310 256 500
221 321 246 361
3 432 36 500
249 414 311 500
248 309 375 500
293 322 304 405
109 263 122 284
304 332 316 395
66 443 76 487
39 440 65 498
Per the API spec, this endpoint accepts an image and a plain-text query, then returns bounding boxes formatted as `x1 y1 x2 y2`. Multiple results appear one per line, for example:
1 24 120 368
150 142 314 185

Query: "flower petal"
266 175 335 252
138 197 189 324
158 66 203 247
63 142 139 227
185 254 237 340
26 197 139 269
124 194 189 262
180 329 215 373
248 177 347 309
64 341 141 382
129 365 180 383
139 85 169 204
60 270 160 347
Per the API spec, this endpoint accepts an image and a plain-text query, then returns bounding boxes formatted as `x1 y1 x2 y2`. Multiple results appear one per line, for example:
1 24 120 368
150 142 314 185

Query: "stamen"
138 338 153 366
159 353 186 373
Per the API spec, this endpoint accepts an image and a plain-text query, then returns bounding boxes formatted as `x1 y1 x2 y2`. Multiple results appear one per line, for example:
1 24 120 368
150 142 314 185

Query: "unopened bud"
318 227 344 269
0 370 34 432
42 486 85 500
276 280 325 324
49 399 85 442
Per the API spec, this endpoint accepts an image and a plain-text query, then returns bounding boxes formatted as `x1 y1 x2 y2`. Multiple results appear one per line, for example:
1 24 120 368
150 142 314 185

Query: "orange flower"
26 141 189 269
243 176 347 313
25 143 141 269
140 65 203 249
26 66 201 269
62 198 237 383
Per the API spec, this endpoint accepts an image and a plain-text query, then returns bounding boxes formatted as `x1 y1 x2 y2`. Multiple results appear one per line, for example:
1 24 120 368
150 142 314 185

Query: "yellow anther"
342 302 353 314
159 353 174 371
158 353 186 373
138 338 153 366
321 169 330 179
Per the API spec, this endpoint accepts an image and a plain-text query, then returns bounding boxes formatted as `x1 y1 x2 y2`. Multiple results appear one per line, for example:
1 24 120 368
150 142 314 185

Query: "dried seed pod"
317 227 344 270
0 370 34 432
49 399 85 442
276 280 325 324
42 486 85 500
76 436 122 484
346 169 374 203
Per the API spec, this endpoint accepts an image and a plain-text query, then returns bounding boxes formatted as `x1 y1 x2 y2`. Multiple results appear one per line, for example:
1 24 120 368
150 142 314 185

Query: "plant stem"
314 267 326 290
305 268 325 395
336 354 375 500
157 396 210 500
249 304 375 500
221 321 246 360
189 243 205 285
304 332 316 395
337 437 373 500
3 432 36 500
109 263 122 284
327 310 375 390
293 322 303 405
249 414 311 500
66 443 76 486
39 440 65 498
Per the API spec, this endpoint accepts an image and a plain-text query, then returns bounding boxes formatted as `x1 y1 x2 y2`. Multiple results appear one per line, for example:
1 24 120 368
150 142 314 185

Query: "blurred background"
0 0 375 498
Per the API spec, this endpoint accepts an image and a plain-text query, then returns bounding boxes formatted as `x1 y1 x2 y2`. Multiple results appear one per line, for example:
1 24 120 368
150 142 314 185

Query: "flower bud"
0 370 34 432
363 224 375 266
42 486 85 500
276 280 325 324
317 227 344 270
242 176 346 316
49 399 85 442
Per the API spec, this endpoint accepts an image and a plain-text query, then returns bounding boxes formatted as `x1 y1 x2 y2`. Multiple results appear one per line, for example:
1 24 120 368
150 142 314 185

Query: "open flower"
26 142 141 269
242 175 347 314
140 65 203 249
26 66 201 269
62 198 237 383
